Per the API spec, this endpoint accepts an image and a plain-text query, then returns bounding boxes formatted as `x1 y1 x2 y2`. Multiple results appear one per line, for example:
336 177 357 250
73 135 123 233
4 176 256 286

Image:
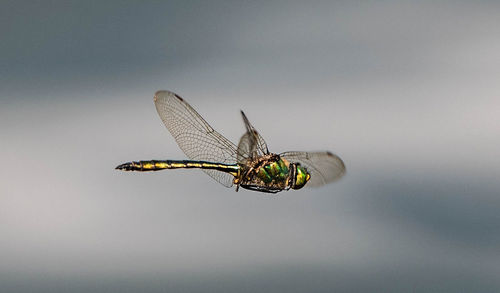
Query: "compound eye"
293 165 310 190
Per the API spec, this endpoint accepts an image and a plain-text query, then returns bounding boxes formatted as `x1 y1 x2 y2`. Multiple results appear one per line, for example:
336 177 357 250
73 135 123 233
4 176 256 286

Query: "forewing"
154 90 238 187
281 151 346 187
236 132 255 163
237 111 269 162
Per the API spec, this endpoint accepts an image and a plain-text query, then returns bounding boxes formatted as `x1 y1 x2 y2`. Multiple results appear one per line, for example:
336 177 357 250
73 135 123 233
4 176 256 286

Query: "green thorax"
256 158 290 184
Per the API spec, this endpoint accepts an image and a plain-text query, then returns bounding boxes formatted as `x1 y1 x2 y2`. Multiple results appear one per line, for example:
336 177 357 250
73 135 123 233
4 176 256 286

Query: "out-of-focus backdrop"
2 1 499 292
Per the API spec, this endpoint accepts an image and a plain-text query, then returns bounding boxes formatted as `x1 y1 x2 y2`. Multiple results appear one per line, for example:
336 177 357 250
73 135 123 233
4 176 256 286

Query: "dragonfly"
116 91 345 193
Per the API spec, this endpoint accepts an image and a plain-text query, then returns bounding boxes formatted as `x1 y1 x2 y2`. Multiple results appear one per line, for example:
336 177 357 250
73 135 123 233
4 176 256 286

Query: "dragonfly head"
291 164 311 190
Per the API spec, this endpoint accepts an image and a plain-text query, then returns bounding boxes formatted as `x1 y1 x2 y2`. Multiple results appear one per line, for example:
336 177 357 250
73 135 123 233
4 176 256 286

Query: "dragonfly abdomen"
116 160 239 176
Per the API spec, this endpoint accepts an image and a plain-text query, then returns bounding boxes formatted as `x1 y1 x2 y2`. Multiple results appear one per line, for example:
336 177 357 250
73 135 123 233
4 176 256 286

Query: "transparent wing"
154 90 239 187
281 151 346 187
236 132 255 163
237 111 269 163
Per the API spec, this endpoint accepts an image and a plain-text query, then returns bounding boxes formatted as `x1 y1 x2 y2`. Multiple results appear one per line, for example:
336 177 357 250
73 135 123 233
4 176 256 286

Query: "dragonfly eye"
292 164 310 190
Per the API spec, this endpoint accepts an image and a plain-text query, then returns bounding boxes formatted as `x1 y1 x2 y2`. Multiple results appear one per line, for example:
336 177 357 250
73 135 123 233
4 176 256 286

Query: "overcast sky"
1 1 500 292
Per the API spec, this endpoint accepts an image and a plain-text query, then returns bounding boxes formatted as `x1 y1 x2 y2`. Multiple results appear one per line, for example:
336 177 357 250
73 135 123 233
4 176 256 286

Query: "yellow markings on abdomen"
116 160 239 176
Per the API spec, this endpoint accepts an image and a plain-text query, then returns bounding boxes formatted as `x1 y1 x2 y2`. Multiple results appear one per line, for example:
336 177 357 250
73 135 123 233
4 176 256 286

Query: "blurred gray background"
1 1 500 292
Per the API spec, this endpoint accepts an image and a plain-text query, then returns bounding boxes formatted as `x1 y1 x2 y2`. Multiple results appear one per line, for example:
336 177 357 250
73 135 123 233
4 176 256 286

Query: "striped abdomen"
116 160 239 176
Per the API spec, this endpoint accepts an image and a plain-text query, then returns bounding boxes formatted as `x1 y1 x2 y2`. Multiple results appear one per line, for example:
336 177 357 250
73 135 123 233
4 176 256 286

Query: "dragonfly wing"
281 151 346 187
236 132 255 163
237 111 270 162
154 90 238 187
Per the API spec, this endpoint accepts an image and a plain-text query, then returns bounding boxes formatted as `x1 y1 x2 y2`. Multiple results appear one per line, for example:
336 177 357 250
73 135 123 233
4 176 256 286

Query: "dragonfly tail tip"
115 163 128 171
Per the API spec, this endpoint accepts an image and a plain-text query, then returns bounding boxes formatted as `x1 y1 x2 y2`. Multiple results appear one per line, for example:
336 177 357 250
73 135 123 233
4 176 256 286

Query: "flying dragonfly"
116 91 345 193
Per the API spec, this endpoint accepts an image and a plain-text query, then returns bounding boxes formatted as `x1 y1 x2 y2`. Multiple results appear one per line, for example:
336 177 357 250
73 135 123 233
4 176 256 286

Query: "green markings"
278 160 289 177
258 167 272 183
266 162 279 177
292 165 310 190
257 159 291 184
